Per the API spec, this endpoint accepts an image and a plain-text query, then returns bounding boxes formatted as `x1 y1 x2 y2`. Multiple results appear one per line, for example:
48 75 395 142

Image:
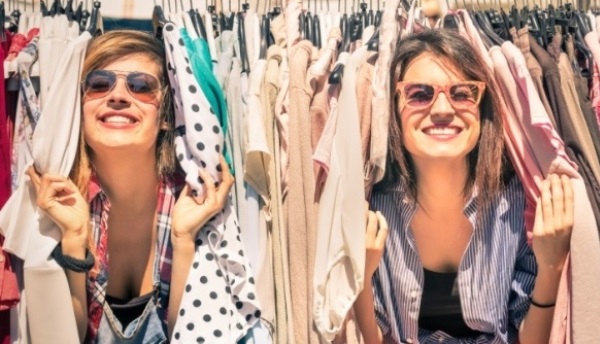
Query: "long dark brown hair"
379 29 509 208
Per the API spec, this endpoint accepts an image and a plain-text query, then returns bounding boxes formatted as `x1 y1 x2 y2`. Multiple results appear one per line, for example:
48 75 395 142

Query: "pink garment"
583 32 600 133
591 65 600 131
492 42 600 344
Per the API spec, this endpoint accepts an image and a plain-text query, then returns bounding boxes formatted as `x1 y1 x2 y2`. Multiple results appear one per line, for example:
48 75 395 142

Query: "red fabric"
5 33 26 61
1 30 15 344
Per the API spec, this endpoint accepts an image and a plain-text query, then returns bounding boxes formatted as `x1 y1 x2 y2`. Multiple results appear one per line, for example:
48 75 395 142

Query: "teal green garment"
180 28 233 170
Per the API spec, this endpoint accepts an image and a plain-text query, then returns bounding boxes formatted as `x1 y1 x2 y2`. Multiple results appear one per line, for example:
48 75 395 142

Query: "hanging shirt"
0 29 91 344
163 22 261 343
372 176 535 343
180 28 232 170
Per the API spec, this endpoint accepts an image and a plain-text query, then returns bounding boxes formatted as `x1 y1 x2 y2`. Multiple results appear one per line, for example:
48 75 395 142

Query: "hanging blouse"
163 22 261 343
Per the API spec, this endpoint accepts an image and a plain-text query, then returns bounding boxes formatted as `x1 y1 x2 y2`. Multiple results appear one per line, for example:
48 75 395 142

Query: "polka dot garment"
163 23 262 343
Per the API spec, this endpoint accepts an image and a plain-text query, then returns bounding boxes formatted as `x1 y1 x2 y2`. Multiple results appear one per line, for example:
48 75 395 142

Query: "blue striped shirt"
370 176 536 343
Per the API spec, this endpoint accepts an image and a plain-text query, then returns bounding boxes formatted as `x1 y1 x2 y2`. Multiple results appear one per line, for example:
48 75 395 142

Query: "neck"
413 158 470 213
92 151 160 213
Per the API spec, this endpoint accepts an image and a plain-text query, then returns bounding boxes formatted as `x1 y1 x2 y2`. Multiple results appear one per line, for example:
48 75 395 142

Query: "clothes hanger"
462 0 495 48
81 0 91 29
0 1 5 42
50 0 64 16
374 0 383 27
188 0 207 39
87 0 102 36
259 9 269 58
237 0 251 73
153 0 168 39
312 0 321 48
64 0 75 21
442 0 460 30
329 0 349 85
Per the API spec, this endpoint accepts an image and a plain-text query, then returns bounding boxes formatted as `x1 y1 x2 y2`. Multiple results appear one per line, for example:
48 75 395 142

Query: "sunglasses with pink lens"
396 81 486 110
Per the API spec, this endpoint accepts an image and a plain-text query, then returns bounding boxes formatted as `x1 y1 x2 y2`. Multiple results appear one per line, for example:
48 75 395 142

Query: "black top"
418 268 484 338
106 291 153 329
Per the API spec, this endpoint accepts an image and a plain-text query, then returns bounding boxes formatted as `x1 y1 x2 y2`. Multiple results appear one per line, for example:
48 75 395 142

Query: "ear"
160 120 170 130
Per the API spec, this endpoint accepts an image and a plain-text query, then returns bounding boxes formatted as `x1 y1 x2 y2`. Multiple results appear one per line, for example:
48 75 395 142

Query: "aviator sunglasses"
82 70 162 103
396 81 486 110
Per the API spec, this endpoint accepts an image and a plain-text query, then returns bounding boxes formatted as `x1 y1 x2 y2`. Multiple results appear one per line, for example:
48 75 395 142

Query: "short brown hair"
70 30 175 197
379 29 508 208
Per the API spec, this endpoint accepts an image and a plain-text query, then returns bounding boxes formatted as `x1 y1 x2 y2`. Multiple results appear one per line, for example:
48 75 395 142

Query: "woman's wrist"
531 267 562 306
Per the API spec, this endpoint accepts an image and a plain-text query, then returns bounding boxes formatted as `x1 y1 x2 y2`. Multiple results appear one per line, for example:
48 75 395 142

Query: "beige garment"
370 0 401 185
357 53 376 195
556 53 600 182
313 47 367 342
262 44 292 344
244 59 276 333
286 39 320 344
514 28 557 129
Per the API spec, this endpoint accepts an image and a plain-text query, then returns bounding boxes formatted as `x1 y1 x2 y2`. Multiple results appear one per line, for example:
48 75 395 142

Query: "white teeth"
424 127 460 135
103 115 134 124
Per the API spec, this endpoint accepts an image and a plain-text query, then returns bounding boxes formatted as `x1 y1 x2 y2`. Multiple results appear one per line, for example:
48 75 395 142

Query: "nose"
429 91 455 121
107 76 131 105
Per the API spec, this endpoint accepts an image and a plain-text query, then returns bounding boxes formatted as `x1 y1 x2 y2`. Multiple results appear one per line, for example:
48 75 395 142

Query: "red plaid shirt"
84 174 181 342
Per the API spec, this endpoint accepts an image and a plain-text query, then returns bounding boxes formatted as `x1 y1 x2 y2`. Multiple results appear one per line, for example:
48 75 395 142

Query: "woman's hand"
26 166 90 244
364 204 389 287
532 173 574 273
171 156 234 245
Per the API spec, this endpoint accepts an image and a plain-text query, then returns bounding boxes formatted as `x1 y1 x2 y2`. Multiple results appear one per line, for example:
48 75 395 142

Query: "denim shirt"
370 176 536 343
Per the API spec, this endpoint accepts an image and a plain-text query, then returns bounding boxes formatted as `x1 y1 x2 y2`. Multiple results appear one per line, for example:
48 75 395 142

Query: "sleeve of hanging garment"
313 52 366 342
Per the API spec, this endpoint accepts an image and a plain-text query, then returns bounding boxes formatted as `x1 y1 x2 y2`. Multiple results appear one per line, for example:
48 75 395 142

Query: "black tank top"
105 291 153 329
418 268 484 338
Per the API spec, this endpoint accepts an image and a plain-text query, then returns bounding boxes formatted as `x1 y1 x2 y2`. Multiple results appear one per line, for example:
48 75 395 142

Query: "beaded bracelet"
51 243 95 273
529 296 556 308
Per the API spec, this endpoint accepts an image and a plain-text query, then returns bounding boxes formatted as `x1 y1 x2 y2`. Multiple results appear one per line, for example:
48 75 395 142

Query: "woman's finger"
541 179 554 235
550 174 564 231
374 211 389 248
219 155 234 187
199 169 217 206
26 166 41 194
366 211 378 247
561 175 574 230
533 195 544 238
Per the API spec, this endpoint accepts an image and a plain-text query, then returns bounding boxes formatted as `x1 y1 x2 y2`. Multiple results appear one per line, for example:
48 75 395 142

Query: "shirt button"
438 338 444 343
410 290 418 298
406 339 413 343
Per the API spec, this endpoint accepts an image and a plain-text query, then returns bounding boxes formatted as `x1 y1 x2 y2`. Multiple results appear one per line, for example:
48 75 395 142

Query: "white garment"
0 31 91 344
313 47 367 341
38 15 80 109
163 22 262 343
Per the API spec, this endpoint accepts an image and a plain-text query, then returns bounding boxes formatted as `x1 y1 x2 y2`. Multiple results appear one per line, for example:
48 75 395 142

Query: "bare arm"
27 168 91 342
62 236 90 342
169 156 234 337
354 208 389 344
519 174 573 344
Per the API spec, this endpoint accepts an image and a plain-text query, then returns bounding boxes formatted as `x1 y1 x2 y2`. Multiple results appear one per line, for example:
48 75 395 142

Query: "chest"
410 209 473 272
105 214 157 299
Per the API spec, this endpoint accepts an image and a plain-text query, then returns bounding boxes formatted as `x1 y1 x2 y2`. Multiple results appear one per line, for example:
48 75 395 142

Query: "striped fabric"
370 176 536 343
85 174 180 342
